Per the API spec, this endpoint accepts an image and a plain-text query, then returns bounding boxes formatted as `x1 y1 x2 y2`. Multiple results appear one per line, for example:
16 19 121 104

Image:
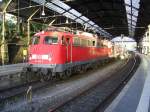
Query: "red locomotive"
22 27 113 81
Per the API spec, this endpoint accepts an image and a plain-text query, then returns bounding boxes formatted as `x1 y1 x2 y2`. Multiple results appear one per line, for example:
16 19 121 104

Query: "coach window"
97 41 102 47
73 37 80 46
97 41 100 47
44 36 58 44
32 36 40 45
81 39 84 46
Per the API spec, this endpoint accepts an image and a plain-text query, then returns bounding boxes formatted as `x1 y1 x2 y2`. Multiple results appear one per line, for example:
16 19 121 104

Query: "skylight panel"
94 24 98 27
124 0 140 36
69 9 81 17
85 23 91 28
63 12 77 20
80 16 89 22
51 0 71 10
46 3 65 13
76 18 84 24
32 0 45 4
88 21 95 25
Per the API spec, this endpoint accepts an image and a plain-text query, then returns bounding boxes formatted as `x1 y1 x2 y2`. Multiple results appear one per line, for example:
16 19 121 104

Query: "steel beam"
27 9 39 45
125 3 139 11
127 12 137 18
1 0 13 65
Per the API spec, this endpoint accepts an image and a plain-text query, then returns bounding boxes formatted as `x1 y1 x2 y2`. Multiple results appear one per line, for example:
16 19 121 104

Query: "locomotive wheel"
20 68 33 82
80 66 86 73
39 72 51 82
47 71 53 81
39 72 45 82
59 72 66 79
94 63 98 69
83 66 87 72
65 69 72 77
53 73 62 80
59 69 71 80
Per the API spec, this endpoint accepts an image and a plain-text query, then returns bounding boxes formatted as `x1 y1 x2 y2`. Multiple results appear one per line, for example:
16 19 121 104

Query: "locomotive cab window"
32 36 40 45
44 36 58 44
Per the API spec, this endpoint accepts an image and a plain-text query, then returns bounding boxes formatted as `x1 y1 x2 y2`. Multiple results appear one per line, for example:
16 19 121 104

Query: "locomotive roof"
34 30 73 37
34 30 98 41
34 26 97 40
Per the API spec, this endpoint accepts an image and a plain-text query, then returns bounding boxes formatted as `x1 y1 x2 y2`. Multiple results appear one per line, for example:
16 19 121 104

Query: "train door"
64 35 72 63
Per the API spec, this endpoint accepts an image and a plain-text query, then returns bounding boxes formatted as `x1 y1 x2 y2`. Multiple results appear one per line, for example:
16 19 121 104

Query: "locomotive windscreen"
32 36 40 45
44 36 58 44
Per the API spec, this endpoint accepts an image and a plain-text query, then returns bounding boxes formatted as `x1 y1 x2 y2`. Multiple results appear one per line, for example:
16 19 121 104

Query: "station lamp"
41 3 45 16
65 17 69 24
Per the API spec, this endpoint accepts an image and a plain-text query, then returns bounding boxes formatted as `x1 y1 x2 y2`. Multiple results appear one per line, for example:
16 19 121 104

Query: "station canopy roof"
134 0 150 42
0 0 150 42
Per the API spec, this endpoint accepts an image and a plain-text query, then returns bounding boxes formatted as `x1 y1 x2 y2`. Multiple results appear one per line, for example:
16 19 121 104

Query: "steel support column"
1 0 12 65
130 0 133 36
148 25 150 54
27 9 39 45
1 12 6 65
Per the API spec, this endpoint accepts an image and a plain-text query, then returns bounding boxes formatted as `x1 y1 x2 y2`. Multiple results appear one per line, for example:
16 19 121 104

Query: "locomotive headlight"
42 55 49 60
41 54 52 61
32 54 37 59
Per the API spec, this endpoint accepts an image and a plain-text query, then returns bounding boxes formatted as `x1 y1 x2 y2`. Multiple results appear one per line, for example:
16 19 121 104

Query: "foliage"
0 14 46 64
31 22 47 33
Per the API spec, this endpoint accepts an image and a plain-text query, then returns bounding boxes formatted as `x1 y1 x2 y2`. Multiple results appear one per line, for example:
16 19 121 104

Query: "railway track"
0 58 116 102
0 80 51 101
0 56 129 112
93 54 140 112
50 54 140 112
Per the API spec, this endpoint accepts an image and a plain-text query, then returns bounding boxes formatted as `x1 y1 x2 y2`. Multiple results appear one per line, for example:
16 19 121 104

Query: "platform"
105 54 150 112
0 63 26 76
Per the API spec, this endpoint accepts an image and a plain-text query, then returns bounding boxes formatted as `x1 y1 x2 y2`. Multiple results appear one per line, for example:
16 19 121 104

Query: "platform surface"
105 54 150 112
0 63 26 76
